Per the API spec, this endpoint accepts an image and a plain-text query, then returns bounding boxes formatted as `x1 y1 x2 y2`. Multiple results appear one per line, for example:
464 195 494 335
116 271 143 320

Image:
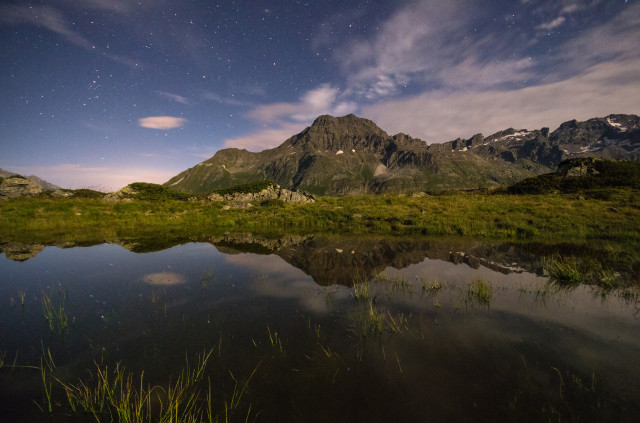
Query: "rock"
210 184 314 209
103 185 139 202
0 177 43 199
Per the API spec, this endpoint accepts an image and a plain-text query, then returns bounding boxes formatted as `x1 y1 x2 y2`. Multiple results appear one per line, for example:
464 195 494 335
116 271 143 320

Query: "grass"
422 278 443 293
17 289 26 306
544 255 627 291
41 293 68 336
466 278 493 306
367 301 385 334
1 188 639 246
35 349 257 422
266 325 284 355
353 282 370 300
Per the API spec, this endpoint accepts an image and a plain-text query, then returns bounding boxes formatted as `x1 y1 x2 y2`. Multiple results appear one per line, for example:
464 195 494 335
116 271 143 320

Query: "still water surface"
1 237 639 422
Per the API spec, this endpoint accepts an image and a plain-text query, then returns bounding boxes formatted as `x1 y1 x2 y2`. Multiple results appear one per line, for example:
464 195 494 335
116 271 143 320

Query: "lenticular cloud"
138 116 186 129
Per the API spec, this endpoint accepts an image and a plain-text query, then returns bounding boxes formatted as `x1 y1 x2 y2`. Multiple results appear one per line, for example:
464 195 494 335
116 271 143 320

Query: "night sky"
1 0 639 190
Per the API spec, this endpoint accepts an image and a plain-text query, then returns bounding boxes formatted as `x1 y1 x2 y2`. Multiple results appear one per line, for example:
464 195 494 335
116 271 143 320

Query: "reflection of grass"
466 278 493 306
378 273 409 289
200 270 215 289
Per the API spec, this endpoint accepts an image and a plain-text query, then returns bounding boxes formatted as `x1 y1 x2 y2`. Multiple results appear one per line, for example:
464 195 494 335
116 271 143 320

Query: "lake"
1 235 639 422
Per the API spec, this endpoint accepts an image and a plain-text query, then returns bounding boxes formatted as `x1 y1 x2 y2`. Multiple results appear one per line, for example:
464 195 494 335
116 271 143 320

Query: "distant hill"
165 113 640 195
0 168 60 190
507 157 640 194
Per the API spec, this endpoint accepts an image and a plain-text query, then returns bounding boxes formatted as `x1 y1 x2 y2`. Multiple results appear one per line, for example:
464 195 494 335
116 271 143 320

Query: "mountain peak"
287 114 390 152
166 113 640 196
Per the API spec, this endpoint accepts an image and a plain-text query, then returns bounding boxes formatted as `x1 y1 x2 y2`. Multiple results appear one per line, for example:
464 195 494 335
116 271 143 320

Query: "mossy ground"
1 188 638 245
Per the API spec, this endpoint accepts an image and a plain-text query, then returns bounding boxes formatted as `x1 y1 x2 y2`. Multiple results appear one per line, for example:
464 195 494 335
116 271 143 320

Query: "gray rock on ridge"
206 184 315 209
0 176 43 199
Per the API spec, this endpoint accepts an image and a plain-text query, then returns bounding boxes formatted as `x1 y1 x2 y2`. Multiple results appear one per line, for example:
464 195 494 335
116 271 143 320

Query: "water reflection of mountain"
206 234 545 286
1 235 545 285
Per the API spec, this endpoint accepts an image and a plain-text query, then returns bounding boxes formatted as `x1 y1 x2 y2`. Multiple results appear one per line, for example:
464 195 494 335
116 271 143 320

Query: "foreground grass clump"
39 350 256 423
126 182 191 201
466 278 493 306
544 254 632 291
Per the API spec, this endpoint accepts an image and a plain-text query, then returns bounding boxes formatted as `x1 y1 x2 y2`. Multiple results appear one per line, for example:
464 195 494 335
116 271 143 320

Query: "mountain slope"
0 168 61 190
165 114 640 195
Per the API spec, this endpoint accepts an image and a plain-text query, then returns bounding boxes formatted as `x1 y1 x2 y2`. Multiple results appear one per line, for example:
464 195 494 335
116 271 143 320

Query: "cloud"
0 5 92 49
0 3 143 70
60 0 135 13
7 164 178 191
536 16 566 30
138 116 186 130
202 91 255 107
158 92 190 105
362 57 640 143
221 84 359 151
333 1 535 98
224 123 307 151
249 84 358 123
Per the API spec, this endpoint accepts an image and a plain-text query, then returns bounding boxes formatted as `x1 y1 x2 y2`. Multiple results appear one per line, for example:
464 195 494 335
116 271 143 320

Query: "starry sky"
1 0 639 190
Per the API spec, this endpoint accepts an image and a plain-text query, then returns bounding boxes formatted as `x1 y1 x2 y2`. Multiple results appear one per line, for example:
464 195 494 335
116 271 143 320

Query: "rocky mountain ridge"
0 169 62 199
165 114 640 195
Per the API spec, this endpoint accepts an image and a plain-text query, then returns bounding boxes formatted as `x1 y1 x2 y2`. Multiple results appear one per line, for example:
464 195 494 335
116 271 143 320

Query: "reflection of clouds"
224 253 331 313
142 271 186 286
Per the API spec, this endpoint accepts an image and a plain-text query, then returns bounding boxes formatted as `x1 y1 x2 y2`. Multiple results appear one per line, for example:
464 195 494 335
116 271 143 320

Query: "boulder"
0 177 43 199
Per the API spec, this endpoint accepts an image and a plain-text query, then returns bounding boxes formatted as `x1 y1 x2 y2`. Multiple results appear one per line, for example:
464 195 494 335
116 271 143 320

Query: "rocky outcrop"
103 185 138 202
0 176 43 199
206 184 314 209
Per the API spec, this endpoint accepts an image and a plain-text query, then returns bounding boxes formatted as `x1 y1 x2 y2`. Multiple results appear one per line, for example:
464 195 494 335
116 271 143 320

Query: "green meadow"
1 188 638 243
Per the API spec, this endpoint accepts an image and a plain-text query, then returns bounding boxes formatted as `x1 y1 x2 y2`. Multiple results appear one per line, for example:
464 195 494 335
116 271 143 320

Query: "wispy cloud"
59 0 136 13
0 3 143 70
0 5 92 49
202 91 256 108
221 84 359 151
249 84 357 123
224 123 307 151
362 57 640 143
536 16 565 30
158 92 190 105
333 0 535 98
328 0 640 142
138 116 186 130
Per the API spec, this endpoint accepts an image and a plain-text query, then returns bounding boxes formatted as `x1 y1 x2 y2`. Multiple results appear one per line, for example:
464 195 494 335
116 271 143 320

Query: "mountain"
0 168 60 190
507 157 640 194
0 168 62 199
165 114 640 195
